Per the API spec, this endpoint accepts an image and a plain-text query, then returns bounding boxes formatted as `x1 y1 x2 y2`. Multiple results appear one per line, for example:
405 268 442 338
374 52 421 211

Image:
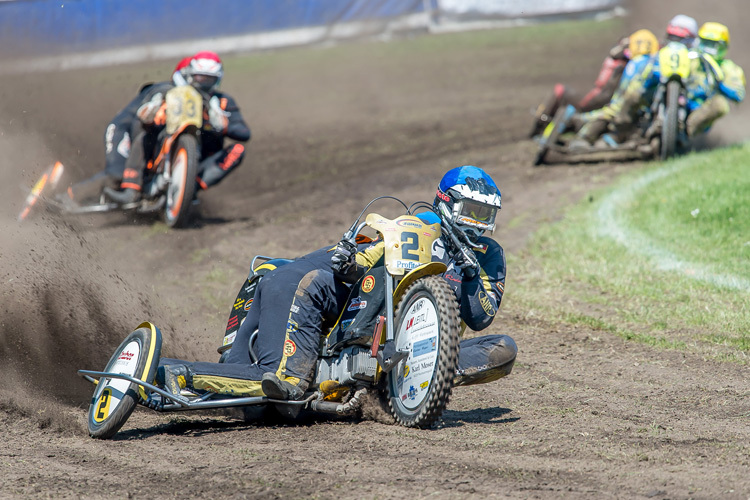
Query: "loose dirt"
1 2 748 498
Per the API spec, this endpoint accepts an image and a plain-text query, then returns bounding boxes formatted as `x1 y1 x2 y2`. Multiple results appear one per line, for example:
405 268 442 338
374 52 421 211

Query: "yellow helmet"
628 29 659 58
698 22 729 61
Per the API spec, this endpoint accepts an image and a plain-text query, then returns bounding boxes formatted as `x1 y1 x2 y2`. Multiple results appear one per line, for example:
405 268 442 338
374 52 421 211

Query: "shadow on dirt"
440 406 518 427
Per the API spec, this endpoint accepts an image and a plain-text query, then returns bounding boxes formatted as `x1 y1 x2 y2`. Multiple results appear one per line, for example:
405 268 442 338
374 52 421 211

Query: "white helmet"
187 51 224 92
666 14 698 47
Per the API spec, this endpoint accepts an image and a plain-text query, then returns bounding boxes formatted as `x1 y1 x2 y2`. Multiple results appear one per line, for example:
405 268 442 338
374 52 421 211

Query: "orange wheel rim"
169 148 188 219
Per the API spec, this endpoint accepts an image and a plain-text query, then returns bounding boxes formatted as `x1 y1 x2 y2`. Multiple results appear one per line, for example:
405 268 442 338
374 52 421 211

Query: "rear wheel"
533 106 569 166
18 161 64 221
387 276 460 428
660 80 681 161
164 134 199 228
87 324 162 439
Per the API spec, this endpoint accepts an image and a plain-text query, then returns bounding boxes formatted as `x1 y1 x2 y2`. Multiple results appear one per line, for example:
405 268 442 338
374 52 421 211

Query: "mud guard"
392 262 448 305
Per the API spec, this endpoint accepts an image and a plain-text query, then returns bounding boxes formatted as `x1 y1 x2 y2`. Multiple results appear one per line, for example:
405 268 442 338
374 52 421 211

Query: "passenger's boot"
156 364 193 397
103 186 141 205
261 372 307 401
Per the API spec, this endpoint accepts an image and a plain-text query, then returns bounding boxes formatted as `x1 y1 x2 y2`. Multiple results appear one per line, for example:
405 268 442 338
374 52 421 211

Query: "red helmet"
187 51 224 92
172 56 193 85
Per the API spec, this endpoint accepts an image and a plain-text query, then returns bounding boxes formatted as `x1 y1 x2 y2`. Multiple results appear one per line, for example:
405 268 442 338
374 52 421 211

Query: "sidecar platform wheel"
387 276 460 428
87 324 162 439
164 134 198 228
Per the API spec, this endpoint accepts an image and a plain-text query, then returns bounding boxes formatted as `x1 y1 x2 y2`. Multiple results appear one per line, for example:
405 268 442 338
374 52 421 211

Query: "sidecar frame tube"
78 369 312 412
385 272 395 342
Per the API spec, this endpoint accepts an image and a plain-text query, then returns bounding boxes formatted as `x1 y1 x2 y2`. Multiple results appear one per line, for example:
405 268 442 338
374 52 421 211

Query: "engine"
314 346 378 386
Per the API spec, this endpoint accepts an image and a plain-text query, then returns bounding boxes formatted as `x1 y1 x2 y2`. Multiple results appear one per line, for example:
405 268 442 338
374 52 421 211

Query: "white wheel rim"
92 340 141 423
394 296 440 410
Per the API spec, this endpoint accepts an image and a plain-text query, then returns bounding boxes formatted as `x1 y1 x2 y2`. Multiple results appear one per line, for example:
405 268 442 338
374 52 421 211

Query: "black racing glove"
330 239 357 275
453 245 479 280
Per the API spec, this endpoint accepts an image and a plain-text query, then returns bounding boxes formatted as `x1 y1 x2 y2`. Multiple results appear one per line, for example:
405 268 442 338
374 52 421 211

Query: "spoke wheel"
387 276 460 428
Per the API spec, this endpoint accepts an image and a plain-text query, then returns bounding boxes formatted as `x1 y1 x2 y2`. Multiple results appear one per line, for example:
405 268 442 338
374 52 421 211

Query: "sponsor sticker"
347 297 367 311
413 336 437 357
286 319 298 333
233 298 245 310
361 275 375 293
420 380 429 390
407 385 418 400
395 260 420 270
283 339 296 356
341 319 354 331
226 315 239 330
222 331 237 346
479 291 495 317
243 298 254 311
397 219 422 229
118 350 135 361
405 312 428 331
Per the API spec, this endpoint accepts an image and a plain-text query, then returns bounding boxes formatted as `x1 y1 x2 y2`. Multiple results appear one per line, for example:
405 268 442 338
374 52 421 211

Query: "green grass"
511 145 750 362
629 145 750 277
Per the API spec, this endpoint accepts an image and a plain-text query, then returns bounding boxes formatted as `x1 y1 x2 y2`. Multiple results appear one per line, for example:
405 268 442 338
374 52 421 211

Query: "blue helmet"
434 165 502 241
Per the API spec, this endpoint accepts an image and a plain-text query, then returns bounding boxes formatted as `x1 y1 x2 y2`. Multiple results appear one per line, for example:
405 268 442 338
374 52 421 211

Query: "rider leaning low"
530 32 632 138
608 18 745 145
683 22 746 137
104 51 251 205
156 166 518 401
57 58 188 206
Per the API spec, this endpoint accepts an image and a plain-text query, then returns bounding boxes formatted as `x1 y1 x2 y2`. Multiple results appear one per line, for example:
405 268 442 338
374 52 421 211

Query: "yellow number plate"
165 85 203 134
366 213 441 276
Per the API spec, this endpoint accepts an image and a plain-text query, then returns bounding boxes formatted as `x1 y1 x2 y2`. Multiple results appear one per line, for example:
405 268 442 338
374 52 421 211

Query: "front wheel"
87 323 162 439
386 275 460 428
164 134 199 228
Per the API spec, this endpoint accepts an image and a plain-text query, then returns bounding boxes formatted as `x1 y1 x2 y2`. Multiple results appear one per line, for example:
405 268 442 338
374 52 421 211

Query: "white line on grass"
596 159 750 292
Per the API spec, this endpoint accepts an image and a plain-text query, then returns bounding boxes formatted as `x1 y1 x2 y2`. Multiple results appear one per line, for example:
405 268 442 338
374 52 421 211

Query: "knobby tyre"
660 80 680 161
87 325 161 439
164 134 199 228
387 275 460 428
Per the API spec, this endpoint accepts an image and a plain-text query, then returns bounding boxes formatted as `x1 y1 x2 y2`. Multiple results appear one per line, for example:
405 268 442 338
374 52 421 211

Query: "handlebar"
436 202 480 270
336 196 479 271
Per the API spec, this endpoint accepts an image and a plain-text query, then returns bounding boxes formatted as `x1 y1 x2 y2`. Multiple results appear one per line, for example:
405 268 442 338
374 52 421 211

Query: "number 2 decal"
96 388 111 421
401 232 419 260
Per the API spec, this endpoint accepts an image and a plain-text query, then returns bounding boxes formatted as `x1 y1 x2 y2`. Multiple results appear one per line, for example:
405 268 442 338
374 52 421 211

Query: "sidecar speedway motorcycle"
79 197 467 439
19 85 203 228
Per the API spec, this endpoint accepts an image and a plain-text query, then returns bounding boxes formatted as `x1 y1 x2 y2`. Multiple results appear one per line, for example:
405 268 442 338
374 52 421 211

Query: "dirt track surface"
2 2 749 499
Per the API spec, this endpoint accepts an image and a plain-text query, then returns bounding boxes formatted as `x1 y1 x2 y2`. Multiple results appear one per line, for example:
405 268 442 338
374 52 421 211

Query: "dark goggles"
455 199 497 231
192 74 219 90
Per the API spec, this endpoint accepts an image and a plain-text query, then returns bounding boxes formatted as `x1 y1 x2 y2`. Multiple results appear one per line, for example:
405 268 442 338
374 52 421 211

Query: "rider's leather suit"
103 81 174 184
